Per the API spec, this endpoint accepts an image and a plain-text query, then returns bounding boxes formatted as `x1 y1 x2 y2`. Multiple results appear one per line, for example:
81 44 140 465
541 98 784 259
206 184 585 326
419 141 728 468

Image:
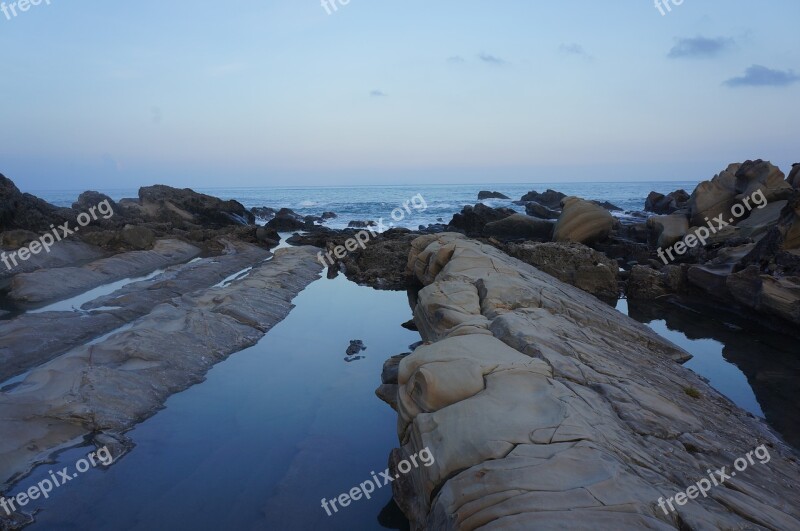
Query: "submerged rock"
477 191 510 200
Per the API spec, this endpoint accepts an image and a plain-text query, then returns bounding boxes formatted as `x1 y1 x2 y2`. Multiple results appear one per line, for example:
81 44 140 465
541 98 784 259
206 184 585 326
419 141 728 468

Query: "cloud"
446 55 465 64
370 90 387 97
478 53 507 65
668 36 734 59
559 43 593 60
724 65 800 87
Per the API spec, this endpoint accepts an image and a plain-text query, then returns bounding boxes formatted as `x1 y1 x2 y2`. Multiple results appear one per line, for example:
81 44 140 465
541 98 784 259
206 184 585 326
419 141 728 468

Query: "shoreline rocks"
381 233 800 530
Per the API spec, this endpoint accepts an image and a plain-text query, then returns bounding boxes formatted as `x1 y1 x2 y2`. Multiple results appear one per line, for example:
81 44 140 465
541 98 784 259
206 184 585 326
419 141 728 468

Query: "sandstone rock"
121 225 156 249
9 239 201 306
504 241 618 298
389 234 800 530
520 189 566 209
647 214 689 249
735 159 793 203
448 204 515 237
627 264 687 299
789 163 800 188
0 246 323 490
688 164 739 226
736 200 786 241
478 191 509 200
553 197 614 244
482 214 554 241
524 201 560 219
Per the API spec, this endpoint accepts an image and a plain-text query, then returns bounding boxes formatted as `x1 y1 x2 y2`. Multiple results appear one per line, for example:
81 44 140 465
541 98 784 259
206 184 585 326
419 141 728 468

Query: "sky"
1 1 798 192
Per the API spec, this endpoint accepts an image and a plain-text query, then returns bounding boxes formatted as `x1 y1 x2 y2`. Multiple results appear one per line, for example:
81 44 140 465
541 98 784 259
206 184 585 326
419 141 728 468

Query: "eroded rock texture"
386 233 800 530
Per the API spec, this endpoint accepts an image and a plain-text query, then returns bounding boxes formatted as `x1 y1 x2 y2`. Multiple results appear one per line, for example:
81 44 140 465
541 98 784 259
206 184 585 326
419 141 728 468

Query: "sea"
35 181 700 229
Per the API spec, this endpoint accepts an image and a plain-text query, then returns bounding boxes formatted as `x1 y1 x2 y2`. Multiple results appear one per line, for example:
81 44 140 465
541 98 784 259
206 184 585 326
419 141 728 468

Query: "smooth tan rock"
688 164 739 227
388 233 800 531
647 214 689 249
553 197 614 244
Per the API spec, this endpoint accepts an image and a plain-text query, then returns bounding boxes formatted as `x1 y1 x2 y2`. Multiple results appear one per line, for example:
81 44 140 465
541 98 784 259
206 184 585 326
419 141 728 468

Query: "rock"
592 200 623 212
0 246 324 491
390 234 800 530
647 214 689 249
0 174 74 232
0 229 39 248
137 185 255 227
736 200 787 241
447 204 516 237
645 189 690 214
304 215 324 225
255 226 280 246
346 339 367 356
477 191 510 200
504 241 618 299
482 214 554 241
9 239 201 307
72 191 117 212
251 206 277 220
0 240 105 291
524 201 560 219
520 189 566 209
120 225 155 250
789 163 800 188
627 264 687 299
689 164 740 226
553 197 614 244
267 208 307 231
735 159 793 203
321 211 337 220
348 220 377 228
339 230 416 290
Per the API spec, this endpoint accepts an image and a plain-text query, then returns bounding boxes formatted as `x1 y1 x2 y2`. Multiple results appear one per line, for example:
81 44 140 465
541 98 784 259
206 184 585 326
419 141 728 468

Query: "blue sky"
1 1 798 191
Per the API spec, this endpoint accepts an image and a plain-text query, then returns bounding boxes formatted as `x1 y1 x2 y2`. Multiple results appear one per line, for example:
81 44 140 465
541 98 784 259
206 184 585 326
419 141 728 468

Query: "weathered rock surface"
627 264 687 299
503 241 618 299
384 234 800 530
135 185 255 227
520 189 566 209
482 214 554 241
645 189 690 215
0 241 271 382
0 174 73 233
789 163 800 189
553 197 614 244
647 214 689 249
524 201 560 219
8 239 201 307
266 208 307 231
0 246 323 491
0 240 105 290
448 204 515 237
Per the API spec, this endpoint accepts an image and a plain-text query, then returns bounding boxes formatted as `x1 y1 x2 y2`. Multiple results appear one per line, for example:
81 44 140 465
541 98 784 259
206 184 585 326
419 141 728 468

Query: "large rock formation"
520 189 566 209
0 246 323 491
134 185 255 227
0 174 74 232
503 241 618 299
448 204 516 237
381 233 800 530
553 197 614 244
645 190 690 215
482 214 554 241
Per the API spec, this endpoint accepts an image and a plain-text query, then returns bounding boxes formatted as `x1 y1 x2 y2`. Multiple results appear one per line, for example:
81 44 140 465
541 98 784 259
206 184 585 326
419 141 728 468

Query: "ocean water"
35 182 700 230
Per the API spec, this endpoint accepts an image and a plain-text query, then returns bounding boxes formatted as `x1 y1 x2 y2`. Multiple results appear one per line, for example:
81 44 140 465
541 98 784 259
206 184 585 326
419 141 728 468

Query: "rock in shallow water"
382 233 800 530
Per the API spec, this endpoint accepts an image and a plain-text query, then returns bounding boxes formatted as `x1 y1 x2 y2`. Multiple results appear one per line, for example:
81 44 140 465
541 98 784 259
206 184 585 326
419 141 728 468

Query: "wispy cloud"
668 36 734 59
559 43 593 61
446 55 465 64
724 65 800 87
370 90 387 97
478 53 507 65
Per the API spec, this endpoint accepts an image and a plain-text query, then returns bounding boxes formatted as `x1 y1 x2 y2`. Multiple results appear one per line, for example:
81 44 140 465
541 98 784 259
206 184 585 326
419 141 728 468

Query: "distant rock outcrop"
477 191 510 200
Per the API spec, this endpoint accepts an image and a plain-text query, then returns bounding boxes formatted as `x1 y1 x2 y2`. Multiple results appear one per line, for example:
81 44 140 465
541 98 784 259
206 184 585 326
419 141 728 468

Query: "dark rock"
72 191 117 212
137 185 255 227
448 204 515 237
401 319 418 331
789 163 800 189
592 200 624 212
645 190 690 215
251 206 276 219
482 214 554 241
524 201 560 219
478 191 510 200
346 339 367 356
267 208 306 231
348 220 377 228
0 174 74 232
321 211 337 220
121 225 156 250
519 189 566 209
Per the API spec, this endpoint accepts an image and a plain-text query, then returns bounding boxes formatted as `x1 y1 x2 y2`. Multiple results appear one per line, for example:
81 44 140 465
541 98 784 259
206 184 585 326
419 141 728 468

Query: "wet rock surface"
381 233 800 530
0 246 323 491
